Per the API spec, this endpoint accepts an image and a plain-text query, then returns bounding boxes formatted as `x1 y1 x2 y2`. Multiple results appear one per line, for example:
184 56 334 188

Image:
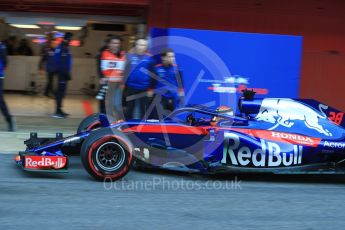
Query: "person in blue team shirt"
0 41 15 131
123 38 154 120
154 48 184 115
52 32 73 119
38 35 58 97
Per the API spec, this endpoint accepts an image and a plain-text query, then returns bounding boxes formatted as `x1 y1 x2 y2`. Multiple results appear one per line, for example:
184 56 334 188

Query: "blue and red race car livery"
15 94 345 180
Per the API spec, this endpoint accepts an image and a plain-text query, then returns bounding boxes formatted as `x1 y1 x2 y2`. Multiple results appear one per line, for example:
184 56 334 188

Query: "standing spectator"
5 36 16 55
154 48 184 115
52 32 73 119
16 39 33 56
96 35 112 82
96 35 126 119
38 38 58 97
123 38 154 120
0 41 15 131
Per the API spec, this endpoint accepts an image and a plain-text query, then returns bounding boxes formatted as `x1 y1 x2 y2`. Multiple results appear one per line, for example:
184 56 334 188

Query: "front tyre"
81 128 133 181
77 113 102 133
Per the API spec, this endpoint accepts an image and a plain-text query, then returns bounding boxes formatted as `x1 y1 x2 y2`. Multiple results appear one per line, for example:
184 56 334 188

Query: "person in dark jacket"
123 38 154 120
16 39 33 56
38 38 58 97
0 42 15 131
5 36 16 55
154 48 184 115
52 32 73 118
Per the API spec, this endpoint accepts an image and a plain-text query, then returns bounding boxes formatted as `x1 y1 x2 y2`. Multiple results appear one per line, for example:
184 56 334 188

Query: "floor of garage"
0 94 95 153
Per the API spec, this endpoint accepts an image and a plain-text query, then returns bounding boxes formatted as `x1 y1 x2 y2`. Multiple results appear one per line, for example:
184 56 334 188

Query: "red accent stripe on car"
226 128 321 147
122 125 209 135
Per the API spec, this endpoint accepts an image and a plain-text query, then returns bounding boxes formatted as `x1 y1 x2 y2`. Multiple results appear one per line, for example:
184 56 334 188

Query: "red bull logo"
255 98 332 136
222 133 303 167
25 156 67 169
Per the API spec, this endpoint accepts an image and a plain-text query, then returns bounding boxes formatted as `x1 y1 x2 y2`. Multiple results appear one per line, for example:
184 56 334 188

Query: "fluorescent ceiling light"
55 26 82 30
10 24 40 29
25 34 45 38
37 21 55 25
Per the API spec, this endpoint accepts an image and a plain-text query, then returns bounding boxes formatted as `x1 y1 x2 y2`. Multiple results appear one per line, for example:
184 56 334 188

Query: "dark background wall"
148 0 345 111
1 0 344 110
0 0 149 16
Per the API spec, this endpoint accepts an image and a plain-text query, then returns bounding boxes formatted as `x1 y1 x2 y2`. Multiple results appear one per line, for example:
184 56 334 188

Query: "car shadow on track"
15 166 68 179
133 167 345 185
13 154 345 184
208 173 345 185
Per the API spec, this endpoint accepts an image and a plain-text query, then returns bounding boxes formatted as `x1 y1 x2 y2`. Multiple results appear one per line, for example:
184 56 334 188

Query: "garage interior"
0 0 344 115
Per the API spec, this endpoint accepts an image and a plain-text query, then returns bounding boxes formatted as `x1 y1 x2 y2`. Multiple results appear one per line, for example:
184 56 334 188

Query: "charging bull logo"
255 99 332 136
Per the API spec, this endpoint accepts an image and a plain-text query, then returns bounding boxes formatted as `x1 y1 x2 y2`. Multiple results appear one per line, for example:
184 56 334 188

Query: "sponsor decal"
201 76 268 95
323 141 345 149
328 112 344 125
221 133 302 167
255 98 332 136
208 84 237 93
207 85 268 95
228 128 321 147
321 149 335 154
63 137 81 145
101 60 125 70
134 148 150 160
25 156 67 169
270 131 316 146
236 84 268 95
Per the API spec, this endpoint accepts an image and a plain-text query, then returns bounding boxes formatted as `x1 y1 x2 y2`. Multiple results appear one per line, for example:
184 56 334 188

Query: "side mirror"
98 114 110 127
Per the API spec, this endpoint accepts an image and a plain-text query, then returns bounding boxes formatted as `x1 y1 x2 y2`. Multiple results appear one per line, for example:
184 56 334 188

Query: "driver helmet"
211 105 234 123
216 105 234 115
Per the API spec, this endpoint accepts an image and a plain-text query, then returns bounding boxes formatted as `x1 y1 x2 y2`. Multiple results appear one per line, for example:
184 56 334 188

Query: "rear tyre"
80 128 133 181
77 113 102 133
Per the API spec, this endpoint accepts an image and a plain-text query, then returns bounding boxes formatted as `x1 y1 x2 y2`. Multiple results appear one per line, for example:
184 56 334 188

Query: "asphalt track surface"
1 154 345 230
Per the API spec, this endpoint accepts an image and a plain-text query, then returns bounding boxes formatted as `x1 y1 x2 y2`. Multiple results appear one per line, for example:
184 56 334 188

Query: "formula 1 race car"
14 93 345 181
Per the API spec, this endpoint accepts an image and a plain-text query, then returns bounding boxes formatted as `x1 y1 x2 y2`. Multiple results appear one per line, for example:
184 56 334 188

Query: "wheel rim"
95 141 126 171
